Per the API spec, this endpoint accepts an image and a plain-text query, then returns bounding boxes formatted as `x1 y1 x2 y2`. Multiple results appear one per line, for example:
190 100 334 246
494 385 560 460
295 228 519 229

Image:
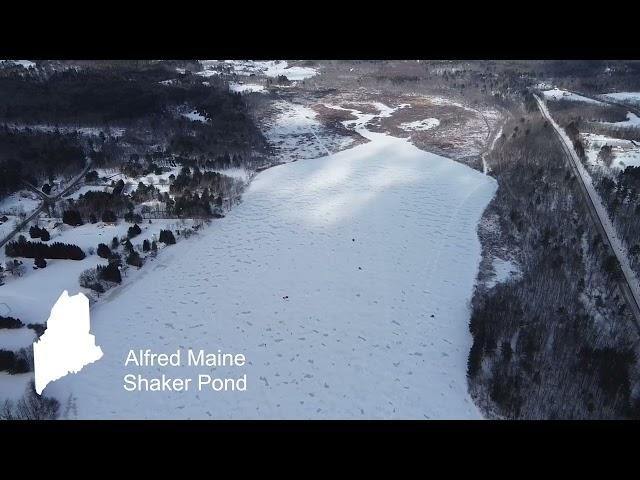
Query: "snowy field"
229 83 266 94
600 92 640 106
583 133 640 170
400 118 440 132
0 215 19 240
486 257 521 289
0 191 40 217
0 218 192 328
597 112 640 128
45 104 496 419
542 88 602 104
198 60 318 81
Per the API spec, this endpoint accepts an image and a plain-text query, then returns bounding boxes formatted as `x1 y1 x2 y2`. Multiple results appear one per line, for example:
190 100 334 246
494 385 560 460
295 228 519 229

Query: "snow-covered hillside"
49 104 496 419
600 92 640 106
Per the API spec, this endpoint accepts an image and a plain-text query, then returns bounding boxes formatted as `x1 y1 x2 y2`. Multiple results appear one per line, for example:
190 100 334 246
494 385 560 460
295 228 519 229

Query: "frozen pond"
51 104 496 419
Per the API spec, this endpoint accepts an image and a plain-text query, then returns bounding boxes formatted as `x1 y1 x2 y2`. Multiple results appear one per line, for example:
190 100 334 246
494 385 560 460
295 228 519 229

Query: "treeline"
29 225 50 241
5 237 85 260
169 166 242 208
595 165 640 276
469 106 640 419
0 348 31 374
61 187 131 221
0 381 60 420
0 127 85 199
0 315 24 329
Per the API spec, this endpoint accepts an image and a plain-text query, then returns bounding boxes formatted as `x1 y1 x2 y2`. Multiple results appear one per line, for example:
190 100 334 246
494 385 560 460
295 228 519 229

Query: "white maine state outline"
33 291 103 394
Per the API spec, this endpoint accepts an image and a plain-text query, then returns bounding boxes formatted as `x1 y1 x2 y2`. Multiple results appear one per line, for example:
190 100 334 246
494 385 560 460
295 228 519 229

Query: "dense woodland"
0 62 267 203
549 100 640 281
469 98 640 419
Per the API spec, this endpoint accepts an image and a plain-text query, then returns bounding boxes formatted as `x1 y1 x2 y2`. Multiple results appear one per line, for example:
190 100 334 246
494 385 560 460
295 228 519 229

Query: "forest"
0 62 267 203
469 94 640 419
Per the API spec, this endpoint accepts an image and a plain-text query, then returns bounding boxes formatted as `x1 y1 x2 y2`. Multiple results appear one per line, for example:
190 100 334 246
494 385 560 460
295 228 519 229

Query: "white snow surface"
542 88 602 104
229 83 266 94
0 373 32 401
182 110 209 123
0 219 189 329
486 257 521 289
598 112 640 128
198 60 318 81
264 101 353 162
0 328 36 350
583 133 640 170
48 104 496 419
400 118 440 132
600 92 640 106
0 191 40 216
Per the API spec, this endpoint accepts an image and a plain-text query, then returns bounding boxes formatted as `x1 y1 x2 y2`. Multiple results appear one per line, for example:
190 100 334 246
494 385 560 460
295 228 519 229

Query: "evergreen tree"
62 210 83 226
97 263 121 283
29 226 42 239
102 210 117 223
159 229 176 245
127 223 142 239
97 243 111 259
126 251 143 268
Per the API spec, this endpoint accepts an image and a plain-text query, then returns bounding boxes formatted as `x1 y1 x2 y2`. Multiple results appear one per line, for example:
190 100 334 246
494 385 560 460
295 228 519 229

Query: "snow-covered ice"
264 101 354 162
49 104 496 419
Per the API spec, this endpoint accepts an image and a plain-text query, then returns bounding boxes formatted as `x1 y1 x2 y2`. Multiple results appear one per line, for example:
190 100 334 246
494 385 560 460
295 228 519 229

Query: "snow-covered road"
50 104 497 419
535 94 640 327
